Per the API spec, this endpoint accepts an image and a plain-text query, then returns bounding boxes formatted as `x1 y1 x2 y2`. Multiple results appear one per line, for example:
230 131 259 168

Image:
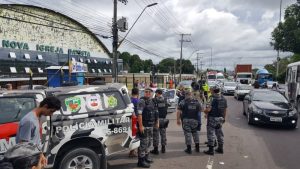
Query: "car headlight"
289 109 297 117
252 106 263 114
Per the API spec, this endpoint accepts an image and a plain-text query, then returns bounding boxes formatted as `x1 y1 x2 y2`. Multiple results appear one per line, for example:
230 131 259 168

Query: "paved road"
108 96 300 169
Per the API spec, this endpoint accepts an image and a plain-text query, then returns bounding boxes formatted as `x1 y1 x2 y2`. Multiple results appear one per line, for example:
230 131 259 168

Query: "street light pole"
276 0 282 81
118 3 158 48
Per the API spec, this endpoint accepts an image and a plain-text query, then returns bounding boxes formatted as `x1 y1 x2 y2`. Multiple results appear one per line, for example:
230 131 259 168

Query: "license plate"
270 117 282 122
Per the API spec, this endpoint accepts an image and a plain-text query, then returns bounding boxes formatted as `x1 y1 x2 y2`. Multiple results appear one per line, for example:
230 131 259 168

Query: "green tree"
143 59 153 73
119 52 131 71
181 59 195 74
271 3 300 53
157 58 175 73
129 54 143 73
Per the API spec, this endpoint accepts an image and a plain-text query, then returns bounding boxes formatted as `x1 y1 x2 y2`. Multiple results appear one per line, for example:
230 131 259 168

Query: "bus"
286 61 300 111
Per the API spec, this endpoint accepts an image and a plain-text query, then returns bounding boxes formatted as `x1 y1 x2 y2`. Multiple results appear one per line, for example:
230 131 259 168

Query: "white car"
222 82 237 95
163 89 178 113
234 84 253 100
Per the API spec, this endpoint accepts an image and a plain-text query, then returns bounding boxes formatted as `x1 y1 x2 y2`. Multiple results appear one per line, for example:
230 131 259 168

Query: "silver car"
163 89 178 113
221 82 237 95
234 84 253 100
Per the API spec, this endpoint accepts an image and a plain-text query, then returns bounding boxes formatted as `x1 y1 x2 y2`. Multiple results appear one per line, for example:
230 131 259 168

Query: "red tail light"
131 114 137 137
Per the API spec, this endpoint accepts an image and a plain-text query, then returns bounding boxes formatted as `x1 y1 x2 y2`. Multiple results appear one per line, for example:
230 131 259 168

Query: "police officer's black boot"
137 157 150 168
215 144 223 154
204 146 214 155
161 145 166 153
195 143 200 152
184 145 192 154
150 146 159 155
145 154 153 163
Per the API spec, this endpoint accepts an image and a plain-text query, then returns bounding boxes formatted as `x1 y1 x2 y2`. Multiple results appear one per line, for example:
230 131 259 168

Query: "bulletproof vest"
141 97 156 127
182 98 200 120
209 95 226 117
154 96 168 118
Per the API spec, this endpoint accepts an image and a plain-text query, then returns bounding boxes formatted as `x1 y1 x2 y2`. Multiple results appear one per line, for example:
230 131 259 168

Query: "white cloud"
0 0 297 70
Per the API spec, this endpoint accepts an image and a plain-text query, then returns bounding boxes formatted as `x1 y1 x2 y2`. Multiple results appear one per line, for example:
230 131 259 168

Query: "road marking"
206 156 214 169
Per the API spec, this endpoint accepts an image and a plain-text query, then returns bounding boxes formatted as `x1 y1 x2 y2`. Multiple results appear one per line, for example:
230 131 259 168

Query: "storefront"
0 4 120 88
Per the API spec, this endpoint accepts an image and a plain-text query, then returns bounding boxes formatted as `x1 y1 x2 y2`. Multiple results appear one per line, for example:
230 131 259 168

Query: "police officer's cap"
155 89 163 94
144 88 153 92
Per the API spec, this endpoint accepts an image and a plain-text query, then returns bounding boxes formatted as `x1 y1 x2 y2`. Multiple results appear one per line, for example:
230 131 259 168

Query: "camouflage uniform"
137 97 158 165
205 93 227 155
152 95 168 148
178 97 202 153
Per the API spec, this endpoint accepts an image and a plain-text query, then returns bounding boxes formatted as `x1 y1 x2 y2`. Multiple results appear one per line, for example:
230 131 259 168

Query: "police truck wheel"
59 147 101 169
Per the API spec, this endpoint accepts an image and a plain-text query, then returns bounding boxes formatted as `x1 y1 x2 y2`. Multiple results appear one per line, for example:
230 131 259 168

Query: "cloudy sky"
1 0 297 70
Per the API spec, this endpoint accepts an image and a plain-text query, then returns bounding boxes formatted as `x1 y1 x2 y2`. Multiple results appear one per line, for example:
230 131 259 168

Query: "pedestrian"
0 142 45 169
129 88 140 158
203 85 227 155
137 88 159 168
16 96 61 166
176 84 185 104
176 90 202 154
134 80 139 88
5 83 12 90
150 89 169 155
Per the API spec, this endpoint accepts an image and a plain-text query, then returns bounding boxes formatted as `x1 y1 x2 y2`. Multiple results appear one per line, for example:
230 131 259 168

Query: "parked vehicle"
235 64 253 84
0 84 139 169
207 71 217 81
216 72 225 82
255 69 273 87
221 82 237 95
163 89 178 113
285 61 300 112
243 89 298 128
177 80 192 90
234 84 252 100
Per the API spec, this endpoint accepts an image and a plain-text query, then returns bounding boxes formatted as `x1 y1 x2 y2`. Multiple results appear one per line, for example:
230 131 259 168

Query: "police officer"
151 89 169 155
137 88 159 168
204 85 227 155
177 90 202 154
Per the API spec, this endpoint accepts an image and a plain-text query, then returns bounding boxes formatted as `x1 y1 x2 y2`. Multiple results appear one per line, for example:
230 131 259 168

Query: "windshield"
253 91 288 103
224 82 236 86
257 74 272 79
237 74 252 78
207 75 216 79
217 75 224 79
0 97 36 124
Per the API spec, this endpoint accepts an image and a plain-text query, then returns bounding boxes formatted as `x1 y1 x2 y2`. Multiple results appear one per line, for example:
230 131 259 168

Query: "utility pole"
112 0 118 83
196 53 200 77
179 33 191 82
276 0 282 81
112 0 127 83
173 57 176 81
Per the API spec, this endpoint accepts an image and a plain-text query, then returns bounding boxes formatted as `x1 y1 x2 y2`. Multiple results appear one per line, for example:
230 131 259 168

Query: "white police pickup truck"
0 84 139 169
